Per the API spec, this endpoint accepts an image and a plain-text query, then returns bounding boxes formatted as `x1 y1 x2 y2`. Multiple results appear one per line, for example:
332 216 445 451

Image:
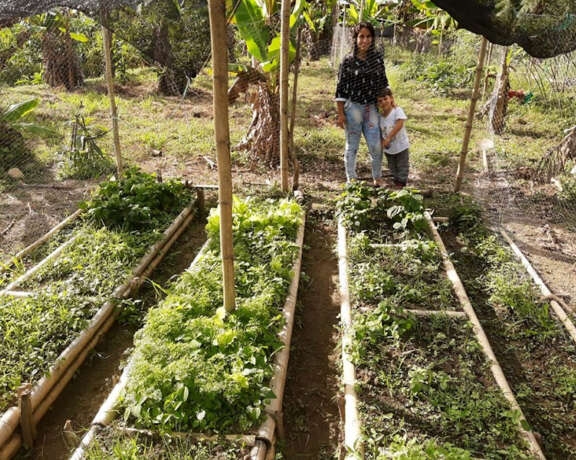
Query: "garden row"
69 196 305 459
336 183 576 459
0 169 196 458
444 199 576 459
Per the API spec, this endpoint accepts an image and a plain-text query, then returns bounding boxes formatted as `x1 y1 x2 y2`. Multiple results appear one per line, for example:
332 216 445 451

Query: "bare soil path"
282 209 341 460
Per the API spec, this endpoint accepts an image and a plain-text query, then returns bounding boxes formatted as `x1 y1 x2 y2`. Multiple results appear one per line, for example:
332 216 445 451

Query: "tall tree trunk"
42 30 83 89
153 22 187 96
490 48 510 134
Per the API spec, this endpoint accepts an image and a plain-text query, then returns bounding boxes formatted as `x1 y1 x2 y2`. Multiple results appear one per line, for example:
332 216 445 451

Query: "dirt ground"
472 169 576 314
282 211 342 459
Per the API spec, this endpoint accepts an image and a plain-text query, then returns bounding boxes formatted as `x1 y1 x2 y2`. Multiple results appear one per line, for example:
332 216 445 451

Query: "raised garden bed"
442 201 576 459
72 196 305 459
0 169 195 458
336 183 536 459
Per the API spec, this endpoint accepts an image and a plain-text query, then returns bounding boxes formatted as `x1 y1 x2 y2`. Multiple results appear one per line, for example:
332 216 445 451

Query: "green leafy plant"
336 182 426 239
80 168 192 230
120 197 304 433
58 113 114 179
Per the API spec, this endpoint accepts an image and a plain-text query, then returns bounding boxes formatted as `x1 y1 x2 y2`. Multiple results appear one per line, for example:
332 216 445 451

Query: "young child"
378 88 410 188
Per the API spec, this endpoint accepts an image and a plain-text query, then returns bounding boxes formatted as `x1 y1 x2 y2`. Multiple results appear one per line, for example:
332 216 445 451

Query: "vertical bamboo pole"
101 11 123 177
208 0 236 312
288 27 303 191
454 36 488 192
279 0 291 192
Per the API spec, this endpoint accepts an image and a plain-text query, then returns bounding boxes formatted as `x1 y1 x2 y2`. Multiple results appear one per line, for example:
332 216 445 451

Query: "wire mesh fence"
0 0 575 258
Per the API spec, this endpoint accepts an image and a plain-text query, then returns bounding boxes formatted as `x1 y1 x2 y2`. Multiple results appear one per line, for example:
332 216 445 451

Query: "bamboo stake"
101 10 123 178
256 214 305 457
0 209 82 274
425 213 546 459
208 0 235 312
0 234 80 296
1 290 34 297
18 384 34 448
406 309 467 318
288 27 302 191
482 41 494 101
279 0 290 193
454 37 488 192
116 427 256 445
337 219 363 459
500 228 576 345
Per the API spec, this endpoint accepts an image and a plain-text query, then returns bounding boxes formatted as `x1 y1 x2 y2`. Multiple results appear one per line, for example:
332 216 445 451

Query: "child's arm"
382 119 404 148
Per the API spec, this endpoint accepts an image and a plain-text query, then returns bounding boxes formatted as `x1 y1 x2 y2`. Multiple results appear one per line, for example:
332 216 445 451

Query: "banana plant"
230 0 310 74
227 0 311 165
1 98 56 137
25 10 87 89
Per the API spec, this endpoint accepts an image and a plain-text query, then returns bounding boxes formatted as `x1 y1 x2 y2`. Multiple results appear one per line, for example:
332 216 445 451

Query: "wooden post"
288 27 302 191
18 384 35 448
482 41 494 101
196 189 206 216
454 36 488 193
279 0 291 193
208 0 236 312
101 12 123 178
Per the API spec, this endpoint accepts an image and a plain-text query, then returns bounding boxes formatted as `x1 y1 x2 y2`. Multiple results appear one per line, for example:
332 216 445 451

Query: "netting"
0 0 215 193
464 25 575 256
328 5 576 259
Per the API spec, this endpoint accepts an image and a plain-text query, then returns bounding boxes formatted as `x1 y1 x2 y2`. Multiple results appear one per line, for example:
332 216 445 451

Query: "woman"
335 22 389 185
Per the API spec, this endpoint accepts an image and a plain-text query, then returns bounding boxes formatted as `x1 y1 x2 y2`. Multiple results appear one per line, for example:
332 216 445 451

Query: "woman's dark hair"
352 21 376 57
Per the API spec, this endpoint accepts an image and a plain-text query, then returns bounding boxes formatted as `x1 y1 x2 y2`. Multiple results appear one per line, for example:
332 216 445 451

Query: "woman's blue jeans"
344 100 382 181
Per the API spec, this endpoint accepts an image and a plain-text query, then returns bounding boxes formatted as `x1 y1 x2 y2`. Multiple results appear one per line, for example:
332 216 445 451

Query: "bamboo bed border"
336 214 546 459
499 228 576 345
0 202 197 459
0 209 83 274
0 233 81 296
69 213 306 460
424 213 545 459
